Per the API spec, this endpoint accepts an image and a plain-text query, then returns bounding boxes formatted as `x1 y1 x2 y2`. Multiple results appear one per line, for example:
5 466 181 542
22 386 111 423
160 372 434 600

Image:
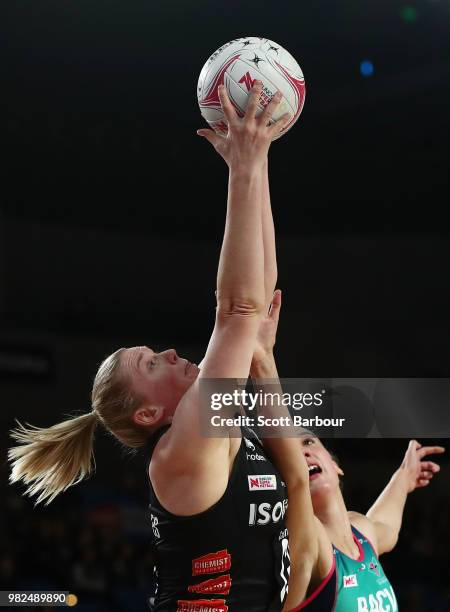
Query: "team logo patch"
369 557 381 577
248 475 277 491
343 574 358 588
177 599 228 612
244 437 256 451
244 438 267 461
192 550 231 576
188 575 232 595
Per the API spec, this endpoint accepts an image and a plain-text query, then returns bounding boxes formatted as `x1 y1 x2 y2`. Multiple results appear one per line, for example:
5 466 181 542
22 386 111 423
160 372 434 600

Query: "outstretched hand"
197 82 290 168
401 440 445 493
252 289 282 368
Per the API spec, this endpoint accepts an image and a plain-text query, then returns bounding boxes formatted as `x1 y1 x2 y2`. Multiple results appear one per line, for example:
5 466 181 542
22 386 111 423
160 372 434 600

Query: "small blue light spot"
360 60 374 77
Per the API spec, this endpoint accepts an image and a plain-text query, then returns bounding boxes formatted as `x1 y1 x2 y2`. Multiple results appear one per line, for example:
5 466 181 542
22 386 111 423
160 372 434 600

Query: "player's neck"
315 491 360 560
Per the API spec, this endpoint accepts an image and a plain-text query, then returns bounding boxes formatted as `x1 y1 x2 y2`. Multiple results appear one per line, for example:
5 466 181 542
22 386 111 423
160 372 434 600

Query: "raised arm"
360 440 445 554
250 293 321 610
165 84 291 457
199 105 277 314
261 159 277 310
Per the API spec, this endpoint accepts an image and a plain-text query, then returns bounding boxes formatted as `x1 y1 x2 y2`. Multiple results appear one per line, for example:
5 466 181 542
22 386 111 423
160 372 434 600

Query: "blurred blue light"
360 60 374 77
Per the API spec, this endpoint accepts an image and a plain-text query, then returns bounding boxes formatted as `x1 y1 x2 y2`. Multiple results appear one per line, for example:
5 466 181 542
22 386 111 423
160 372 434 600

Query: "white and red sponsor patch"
192 550 231 576
177 599 228 612
343 574 358 588
248 474 277 491
188 574 232 595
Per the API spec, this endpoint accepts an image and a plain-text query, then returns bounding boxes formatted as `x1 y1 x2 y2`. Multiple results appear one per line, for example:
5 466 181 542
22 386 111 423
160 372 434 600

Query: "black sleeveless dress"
145 426 290 611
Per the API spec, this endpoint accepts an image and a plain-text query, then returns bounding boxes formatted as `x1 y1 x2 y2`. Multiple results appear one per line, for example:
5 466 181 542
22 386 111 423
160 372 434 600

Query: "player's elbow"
286 472 310 491
381 531 399 554
216 296 266 319
373 522 399 555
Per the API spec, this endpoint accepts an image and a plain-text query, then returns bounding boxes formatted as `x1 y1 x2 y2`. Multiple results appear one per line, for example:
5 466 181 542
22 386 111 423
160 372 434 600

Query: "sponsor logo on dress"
246 451 266 461
279 528 289 541
192 550 231 576
249 499 288 525
279 536 291 602
150 513 160 539
177 599 228 612
356 586 398 611
244 438 267 461
369 557 381 577
343 574 358 588
244 437 256 451
248 475 277 491
188 574 231 595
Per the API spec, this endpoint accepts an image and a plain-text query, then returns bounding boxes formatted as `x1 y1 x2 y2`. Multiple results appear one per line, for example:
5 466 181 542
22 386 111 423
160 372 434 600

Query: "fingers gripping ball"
197 37 306 139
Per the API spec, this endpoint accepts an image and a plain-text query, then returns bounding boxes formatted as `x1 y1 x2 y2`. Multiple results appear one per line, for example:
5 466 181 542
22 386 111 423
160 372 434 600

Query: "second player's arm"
351 440 445 555
251 352 320 610
261 158 278 309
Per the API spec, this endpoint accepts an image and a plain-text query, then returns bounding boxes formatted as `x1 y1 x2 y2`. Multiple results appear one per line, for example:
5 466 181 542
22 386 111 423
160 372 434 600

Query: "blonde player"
9 83 294 611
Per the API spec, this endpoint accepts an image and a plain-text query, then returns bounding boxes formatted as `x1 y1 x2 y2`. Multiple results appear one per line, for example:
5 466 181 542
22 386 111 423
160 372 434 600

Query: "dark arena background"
1 0 450 610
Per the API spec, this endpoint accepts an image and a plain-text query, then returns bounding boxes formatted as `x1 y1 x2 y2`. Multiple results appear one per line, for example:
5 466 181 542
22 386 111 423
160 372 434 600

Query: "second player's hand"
400 439 445 492
196 81 290 168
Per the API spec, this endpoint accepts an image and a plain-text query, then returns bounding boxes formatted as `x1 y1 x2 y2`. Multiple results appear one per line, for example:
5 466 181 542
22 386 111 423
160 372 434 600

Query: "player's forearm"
251 350 278 380
251 353 308 486
261 159 278 309
282 491 319 612
217 164 265 312
252 355 318 610
366 468 409 536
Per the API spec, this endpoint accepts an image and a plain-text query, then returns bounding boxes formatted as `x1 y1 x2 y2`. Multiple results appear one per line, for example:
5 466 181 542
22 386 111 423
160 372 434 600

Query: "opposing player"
8 83 292 610
286 437 445 611
251 292 445 611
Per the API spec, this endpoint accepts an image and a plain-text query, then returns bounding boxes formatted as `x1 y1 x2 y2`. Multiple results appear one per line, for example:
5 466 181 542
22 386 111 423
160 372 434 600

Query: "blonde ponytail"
9 347 152 505
8 412 98 506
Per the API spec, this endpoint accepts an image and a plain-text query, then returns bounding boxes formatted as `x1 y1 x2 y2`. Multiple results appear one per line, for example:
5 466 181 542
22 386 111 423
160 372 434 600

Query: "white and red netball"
197 37 306 139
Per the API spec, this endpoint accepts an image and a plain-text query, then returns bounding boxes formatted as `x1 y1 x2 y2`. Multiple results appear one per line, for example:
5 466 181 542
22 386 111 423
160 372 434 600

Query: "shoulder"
148 428 241 516
347 510 373 532
347 511 379 555
160 379 233 470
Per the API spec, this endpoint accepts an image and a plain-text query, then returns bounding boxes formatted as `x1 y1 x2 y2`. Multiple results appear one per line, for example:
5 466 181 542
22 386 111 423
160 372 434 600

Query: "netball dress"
146 428 290 612
293 525 398 612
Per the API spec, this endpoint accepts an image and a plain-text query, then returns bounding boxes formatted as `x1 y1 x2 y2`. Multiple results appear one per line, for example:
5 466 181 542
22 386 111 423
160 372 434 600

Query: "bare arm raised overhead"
150 84 291 514
350 440 445 555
